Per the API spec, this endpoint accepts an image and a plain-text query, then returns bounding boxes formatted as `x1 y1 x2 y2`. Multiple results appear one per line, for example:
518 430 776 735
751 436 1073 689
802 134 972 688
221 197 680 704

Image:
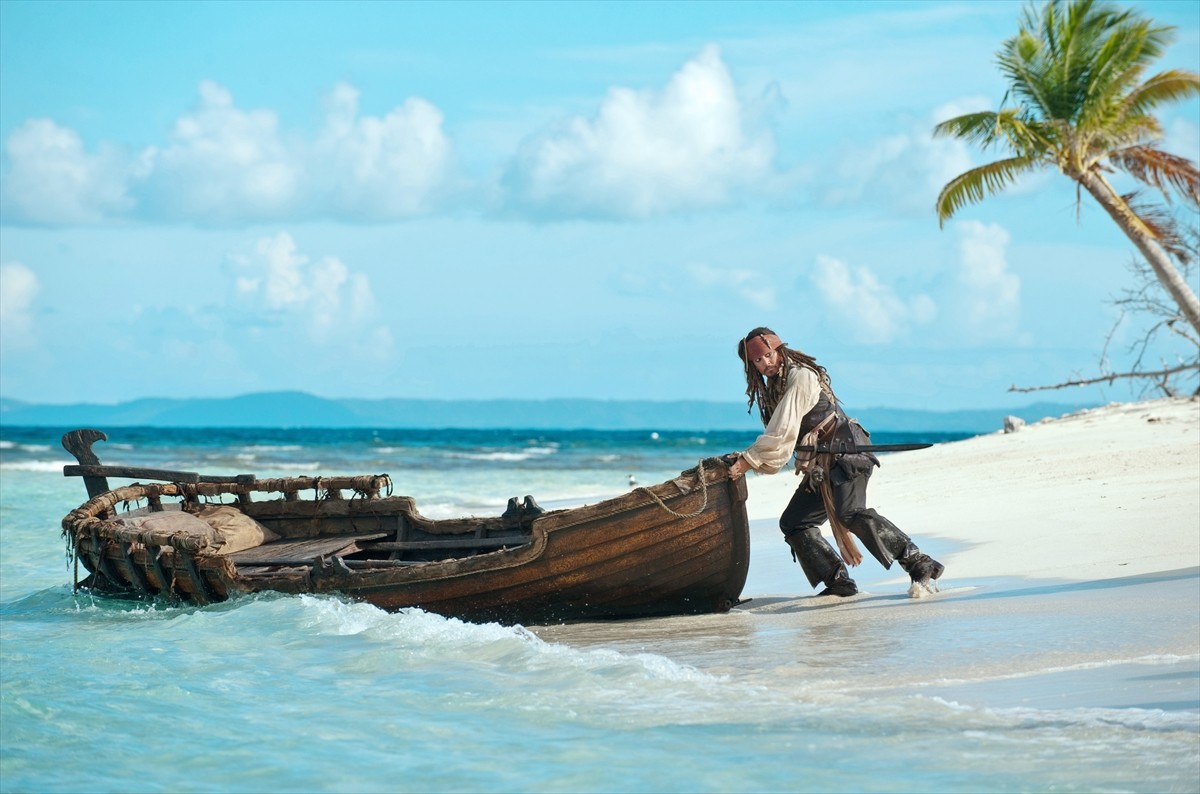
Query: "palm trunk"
1078 171 1200 337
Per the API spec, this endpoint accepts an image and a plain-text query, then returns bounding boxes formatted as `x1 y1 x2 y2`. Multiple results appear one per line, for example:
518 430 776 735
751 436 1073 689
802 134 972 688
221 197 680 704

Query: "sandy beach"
721 396 1200 716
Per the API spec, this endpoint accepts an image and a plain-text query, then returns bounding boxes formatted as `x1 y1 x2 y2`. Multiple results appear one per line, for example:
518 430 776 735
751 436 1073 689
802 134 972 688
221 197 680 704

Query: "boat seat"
227 533 388 566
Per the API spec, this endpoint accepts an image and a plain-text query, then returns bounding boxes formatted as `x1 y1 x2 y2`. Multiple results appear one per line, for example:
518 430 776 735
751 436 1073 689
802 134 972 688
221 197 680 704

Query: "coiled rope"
636 459 709 518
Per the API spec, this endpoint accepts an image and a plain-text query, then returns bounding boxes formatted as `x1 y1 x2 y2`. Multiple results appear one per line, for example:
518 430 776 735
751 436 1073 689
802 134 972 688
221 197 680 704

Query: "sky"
1 0 1197 413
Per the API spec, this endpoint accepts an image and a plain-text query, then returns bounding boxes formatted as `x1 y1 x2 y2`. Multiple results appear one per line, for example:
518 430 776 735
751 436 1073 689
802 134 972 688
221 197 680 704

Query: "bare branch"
1168 318 1200 348
1009 362 1200 393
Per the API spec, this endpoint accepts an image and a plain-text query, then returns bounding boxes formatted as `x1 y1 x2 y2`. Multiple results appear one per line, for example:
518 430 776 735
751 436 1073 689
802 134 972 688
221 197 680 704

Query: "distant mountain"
0 391 1096 433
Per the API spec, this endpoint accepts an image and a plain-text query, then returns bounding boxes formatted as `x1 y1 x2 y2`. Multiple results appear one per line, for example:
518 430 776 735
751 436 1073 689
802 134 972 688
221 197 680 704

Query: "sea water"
2 427 1197 793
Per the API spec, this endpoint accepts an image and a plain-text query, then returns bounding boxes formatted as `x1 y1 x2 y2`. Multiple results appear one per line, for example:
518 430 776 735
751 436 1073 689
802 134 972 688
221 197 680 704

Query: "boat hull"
61 456 750 625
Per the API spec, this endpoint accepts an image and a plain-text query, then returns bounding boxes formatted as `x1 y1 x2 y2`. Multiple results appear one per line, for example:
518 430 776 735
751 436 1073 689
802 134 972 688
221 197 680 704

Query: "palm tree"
934 0 1200 336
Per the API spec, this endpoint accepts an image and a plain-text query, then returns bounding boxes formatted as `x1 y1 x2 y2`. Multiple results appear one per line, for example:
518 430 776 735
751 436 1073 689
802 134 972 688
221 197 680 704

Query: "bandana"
744 333 783 360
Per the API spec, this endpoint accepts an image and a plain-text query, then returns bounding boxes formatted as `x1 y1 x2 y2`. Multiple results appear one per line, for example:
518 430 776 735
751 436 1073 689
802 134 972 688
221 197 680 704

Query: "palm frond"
936 155 1043 226
1084 115 1161 163
1122 190 1190 263
933 111 1003 145
1109 145 1200 207
1125 69 1200 116
935 109 1059 160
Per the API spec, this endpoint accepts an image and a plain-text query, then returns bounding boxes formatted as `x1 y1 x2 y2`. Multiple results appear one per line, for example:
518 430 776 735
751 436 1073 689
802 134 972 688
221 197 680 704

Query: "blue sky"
1 0 1197 412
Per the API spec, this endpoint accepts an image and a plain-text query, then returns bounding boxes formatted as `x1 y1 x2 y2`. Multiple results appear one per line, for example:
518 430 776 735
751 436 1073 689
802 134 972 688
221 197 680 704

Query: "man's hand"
725 453 748 479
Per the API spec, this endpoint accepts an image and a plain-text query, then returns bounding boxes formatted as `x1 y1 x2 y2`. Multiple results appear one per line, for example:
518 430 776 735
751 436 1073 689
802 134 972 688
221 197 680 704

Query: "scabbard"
794 443 934 454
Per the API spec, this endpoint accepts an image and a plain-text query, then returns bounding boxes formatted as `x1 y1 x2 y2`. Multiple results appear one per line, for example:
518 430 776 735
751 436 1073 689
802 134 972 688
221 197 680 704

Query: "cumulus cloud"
0 119 135 224
0 261 40 349
810 255 936 343
688 262 776 310
1 82 453 226
950 220 1021 340
142 81 299 222
233 232 392 353
503 45 776 218
820 96 992 215
313 83 452 219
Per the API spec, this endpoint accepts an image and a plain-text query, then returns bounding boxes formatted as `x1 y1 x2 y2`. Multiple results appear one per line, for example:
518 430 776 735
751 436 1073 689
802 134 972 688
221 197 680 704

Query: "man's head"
738 327 785 377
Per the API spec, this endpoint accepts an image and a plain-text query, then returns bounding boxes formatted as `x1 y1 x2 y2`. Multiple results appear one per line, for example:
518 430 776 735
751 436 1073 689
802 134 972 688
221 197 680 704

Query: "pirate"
726 327 945 597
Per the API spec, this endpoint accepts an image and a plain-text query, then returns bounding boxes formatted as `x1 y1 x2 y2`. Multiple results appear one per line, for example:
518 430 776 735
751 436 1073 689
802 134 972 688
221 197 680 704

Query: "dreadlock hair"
737 326 837 425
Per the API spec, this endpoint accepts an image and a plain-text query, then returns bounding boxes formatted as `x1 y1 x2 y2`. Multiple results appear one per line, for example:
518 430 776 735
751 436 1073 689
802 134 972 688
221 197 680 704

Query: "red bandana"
744 333 783 360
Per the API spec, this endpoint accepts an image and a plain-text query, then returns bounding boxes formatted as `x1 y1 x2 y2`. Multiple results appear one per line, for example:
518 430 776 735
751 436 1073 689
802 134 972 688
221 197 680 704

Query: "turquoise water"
3 428 1197 793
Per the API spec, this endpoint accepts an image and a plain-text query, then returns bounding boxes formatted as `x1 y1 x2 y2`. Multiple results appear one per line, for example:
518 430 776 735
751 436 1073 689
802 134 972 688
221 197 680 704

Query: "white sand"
741 396 1200 590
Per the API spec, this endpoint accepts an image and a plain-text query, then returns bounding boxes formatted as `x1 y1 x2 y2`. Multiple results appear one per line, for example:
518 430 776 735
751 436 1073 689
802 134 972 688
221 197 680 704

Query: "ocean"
2 426 1196 793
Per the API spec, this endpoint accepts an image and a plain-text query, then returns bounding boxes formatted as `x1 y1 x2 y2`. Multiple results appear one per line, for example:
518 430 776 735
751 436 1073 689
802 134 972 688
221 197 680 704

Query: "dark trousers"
779 464 918 588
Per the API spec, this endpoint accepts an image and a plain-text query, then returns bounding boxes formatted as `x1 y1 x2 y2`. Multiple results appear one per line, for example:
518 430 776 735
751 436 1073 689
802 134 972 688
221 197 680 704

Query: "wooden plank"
227 533 388 565
365 537 530 551
65 464 202 483
64 464 257 485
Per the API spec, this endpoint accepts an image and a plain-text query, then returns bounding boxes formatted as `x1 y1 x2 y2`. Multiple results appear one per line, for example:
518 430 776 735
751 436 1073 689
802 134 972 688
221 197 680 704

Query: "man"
726 327 944 598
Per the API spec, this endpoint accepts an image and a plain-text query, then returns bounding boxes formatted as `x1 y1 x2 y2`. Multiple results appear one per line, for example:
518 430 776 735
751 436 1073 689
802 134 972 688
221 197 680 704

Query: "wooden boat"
59 429 750 624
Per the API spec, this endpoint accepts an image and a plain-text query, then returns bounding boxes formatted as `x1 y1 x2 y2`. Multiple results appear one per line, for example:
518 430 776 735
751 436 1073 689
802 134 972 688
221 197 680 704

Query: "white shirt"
740 366 823 474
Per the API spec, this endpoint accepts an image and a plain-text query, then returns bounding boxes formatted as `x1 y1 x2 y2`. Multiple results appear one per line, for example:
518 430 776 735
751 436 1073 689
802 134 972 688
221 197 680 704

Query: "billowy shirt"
741 365 822 474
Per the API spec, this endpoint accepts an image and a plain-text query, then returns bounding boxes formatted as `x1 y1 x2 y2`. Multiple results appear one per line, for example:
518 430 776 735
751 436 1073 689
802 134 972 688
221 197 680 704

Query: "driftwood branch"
1009 363 1200 393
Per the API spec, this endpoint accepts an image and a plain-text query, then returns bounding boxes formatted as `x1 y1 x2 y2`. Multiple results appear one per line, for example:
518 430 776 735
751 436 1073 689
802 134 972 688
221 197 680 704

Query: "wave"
0 460 71 472
448 446 559 463
0 441 54 454
291 595 720 687
925 695 1200 732
904 653 1200 690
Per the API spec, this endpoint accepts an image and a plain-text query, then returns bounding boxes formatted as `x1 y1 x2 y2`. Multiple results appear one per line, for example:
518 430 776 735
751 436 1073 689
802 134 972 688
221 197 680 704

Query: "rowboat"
59 429 750 624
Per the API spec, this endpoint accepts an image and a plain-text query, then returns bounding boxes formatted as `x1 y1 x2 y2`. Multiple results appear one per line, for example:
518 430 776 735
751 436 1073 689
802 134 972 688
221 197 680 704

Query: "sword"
720 442 932 468
795 442 933 454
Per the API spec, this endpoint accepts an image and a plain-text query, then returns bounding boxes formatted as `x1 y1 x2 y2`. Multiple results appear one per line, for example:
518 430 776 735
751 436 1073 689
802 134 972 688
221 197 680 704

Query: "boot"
817 571 859 597
900 550 944 597
843 508 915 569
784 531 858 596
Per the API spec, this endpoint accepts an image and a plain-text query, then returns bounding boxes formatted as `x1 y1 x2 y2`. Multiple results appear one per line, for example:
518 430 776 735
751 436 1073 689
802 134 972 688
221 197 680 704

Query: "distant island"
0 391 1096 433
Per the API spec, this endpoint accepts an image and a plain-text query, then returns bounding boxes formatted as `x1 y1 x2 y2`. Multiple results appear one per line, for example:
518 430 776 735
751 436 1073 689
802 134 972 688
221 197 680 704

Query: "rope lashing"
636 459 709 519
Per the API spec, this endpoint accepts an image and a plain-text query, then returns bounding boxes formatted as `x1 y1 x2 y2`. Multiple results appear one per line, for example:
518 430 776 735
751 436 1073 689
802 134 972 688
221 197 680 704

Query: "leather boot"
843 508 916 569
899 548 945 594
784 530 858 596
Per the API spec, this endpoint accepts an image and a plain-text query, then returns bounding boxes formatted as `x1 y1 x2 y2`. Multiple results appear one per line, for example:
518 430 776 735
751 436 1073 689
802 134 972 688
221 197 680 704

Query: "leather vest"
797 384 839 441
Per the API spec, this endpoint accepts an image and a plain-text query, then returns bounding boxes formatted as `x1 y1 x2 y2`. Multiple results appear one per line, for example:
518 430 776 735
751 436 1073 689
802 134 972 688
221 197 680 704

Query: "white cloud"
1 82 454 226
821 99 995 215
503 45 776 218
951 220 1021 340
233 232 392 352
688 262 776 310
142 81 299 222
0 119 134 224
814 95 1062 216
0 261 40 349
313 83 453 219
811 254 936 343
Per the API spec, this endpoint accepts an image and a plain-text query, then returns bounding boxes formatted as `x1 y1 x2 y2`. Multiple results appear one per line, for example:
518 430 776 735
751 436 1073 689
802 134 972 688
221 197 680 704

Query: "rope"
635 459 709 518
